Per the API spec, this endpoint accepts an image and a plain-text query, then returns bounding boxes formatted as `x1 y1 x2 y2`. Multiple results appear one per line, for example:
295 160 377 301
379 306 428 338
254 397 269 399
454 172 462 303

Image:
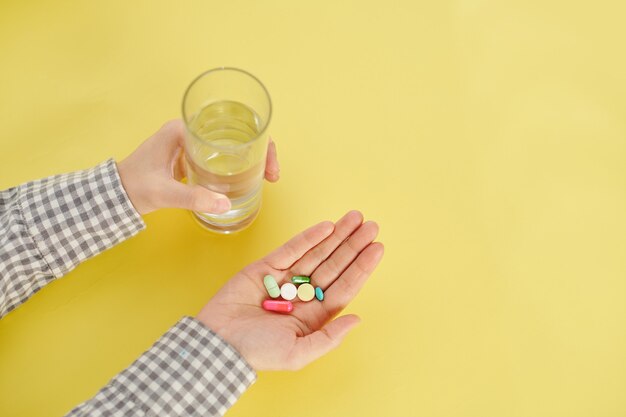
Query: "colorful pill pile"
262 274 324 313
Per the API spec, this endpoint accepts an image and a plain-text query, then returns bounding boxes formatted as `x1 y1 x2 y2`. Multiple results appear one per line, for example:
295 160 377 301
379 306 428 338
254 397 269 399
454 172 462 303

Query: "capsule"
315 286 324 301
262 299 293 313
291 275 311 284
263 275 281 298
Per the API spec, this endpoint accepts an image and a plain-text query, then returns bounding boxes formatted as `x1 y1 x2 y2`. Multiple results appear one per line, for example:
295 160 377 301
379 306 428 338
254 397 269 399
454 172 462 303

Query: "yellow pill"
297 283 315 302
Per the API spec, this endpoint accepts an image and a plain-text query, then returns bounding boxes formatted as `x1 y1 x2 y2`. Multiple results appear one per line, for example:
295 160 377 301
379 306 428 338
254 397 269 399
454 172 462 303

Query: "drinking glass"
182 67 272 233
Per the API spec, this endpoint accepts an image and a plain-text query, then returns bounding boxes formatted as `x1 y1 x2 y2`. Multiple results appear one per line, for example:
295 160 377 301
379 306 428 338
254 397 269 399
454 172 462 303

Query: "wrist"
116 159 150 215
195 311 230 345
195 310 255 370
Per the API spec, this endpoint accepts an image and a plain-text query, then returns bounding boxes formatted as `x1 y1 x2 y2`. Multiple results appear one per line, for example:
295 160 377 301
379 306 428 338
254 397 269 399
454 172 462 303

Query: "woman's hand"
117 120 279 215
196 211 384 370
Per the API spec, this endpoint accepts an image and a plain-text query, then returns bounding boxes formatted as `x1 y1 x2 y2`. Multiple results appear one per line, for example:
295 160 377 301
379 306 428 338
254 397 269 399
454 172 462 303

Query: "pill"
262 299 293 313
263 275 281 298
315 286 324 301
291 275 311 284
280 283 297 300
297 283 315 302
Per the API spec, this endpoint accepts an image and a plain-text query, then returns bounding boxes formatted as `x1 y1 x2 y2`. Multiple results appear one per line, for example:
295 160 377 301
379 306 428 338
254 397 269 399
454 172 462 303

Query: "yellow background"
1 1 625 416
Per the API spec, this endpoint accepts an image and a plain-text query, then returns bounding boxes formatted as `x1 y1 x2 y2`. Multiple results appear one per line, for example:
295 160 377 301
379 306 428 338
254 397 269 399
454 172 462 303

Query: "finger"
322 242 384 317
290 210 363 276
265 221 335 270
163 181 231 213
311 221 379 289
154 119 186 149
172 146 186 181
264 138 280 182
154 120 186 180
287 314 360 370
163 119 186 145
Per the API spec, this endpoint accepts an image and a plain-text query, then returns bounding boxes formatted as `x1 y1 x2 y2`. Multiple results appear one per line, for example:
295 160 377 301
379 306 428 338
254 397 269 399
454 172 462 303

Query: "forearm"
0 159 145 318
65 317 256 417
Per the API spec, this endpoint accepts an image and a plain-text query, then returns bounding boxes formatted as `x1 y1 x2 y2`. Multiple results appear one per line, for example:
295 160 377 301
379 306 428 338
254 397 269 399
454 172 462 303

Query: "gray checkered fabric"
1 160 256 415
66 317 256 417
0 159 145 318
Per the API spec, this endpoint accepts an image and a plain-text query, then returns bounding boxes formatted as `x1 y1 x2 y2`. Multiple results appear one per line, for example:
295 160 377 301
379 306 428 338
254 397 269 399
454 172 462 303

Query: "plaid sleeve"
65 316 257 417
0 159 145 318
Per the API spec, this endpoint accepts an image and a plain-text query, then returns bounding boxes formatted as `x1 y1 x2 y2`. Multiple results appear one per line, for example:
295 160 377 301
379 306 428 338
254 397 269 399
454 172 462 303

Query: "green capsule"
291 275 311 284
264 275 281 298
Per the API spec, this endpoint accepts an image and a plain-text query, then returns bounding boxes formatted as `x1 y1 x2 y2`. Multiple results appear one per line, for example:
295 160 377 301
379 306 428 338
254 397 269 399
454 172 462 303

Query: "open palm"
196 211 384 371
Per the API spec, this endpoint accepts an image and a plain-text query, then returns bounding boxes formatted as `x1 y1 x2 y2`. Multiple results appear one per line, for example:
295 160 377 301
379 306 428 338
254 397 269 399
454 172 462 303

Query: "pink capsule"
262 299 293 313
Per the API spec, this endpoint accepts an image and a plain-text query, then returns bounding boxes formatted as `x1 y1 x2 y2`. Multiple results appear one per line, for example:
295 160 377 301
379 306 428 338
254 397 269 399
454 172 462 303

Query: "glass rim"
181 66 273 151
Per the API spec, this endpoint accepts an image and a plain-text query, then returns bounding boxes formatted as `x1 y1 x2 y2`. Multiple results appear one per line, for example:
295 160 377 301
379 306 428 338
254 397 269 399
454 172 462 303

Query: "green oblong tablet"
292 275 311 284
264 275 281 298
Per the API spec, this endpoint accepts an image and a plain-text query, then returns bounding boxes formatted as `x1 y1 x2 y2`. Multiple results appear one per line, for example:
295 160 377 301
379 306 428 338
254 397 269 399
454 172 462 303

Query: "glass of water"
182 67 272 233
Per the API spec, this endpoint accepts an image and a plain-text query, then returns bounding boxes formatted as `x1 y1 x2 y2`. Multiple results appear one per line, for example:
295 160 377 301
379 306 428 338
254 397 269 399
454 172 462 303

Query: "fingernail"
268 171 279 182
212 198 231 213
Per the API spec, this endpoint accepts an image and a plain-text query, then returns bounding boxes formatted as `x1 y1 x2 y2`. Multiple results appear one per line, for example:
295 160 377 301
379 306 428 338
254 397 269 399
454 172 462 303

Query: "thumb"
288 314 361 370
164 181 231 213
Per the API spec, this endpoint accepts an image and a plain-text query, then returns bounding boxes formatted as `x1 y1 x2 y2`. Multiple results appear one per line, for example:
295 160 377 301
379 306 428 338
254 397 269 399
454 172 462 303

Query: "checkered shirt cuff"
21 158 145 277
65 316 257 417
0 159 145 317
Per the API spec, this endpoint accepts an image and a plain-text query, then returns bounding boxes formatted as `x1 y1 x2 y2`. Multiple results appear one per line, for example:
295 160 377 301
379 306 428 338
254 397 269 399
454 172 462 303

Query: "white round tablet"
280 283 297 301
